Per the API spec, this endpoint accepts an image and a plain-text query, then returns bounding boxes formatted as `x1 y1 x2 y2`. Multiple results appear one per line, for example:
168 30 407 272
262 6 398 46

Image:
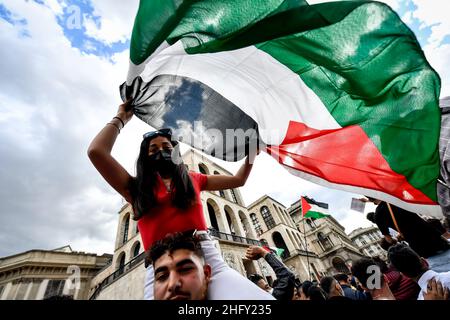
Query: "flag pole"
302 218 311 281
300 198 312 282
386 203 403 238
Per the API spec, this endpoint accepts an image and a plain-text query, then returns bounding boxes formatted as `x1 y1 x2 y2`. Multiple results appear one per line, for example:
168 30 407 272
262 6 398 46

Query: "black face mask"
149 150 176 177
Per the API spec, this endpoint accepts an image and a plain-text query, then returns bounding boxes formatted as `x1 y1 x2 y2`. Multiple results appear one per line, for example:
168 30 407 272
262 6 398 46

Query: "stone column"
0 282 12 300
242 212 257 239
217 206 231 234
284 230 298 254
230 210 246 237
23 281 33 300
35 279 49 300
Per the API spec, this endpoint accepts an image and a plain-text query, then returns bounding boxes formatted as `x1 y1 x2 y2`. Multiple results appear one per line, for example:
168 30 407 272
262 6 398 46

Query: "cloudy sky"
0 0 449 257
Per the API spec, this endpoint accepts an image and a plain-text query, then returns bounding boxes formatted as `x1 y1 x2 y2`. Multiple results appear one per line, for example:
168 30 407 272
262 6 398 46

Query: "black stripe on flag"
120 75 260 161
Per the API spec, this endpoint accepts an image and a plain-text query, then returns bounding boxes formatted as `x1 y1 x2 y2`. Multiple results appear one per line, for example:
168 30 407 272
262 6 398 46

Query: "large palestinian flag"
120 0 442 217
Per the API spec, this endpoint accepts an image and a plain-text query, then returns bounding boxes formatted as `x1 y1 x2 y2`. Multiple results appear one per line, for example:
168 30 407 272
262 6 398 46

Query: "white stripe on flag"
132 40 341 145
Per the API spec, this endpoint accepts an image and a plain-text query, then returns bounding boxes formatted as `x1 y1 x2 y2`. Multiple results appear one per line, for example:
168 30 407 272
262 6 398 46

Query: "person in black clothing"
364 198 449 259
307 285 327 301
245 245 295 300
298 280 313 300
334 273 368 300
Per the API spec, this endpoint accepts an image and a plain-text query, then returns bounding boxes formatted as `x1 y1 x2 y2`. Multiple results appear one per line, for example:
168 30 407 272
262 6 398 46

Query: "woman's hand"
116 99 134 125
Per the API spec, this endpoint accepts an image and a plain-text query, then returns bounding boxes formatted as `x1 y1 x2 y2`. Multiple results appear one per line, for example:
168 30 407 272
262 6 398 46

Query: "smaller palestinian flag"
301 196 329 219
262 246 285 257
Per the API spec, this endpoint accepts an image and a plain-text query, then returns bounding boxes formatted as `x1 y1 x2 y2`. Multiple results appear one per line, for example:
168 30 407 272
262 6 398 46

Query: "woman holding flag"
87 100 273 300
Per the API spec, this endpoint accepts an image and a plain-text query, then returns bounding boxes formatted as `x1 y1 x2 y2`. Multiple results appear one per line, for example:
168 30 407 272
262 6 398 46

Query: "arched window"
272 232 290 259
198 163 209 175
250 213 263 236
207 202 220 231
306 218 316 230
132 242 141 258
122 215 130 245
318 232 333 250
117 253 126 275
229 189 238 204
225 210 235 234
332 257 350 274
260 206 276 229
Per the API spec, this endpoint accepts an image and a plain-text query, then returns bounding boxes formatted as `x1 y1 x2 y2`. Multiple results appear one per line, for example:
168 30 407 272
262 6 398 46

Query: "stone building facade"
247 195 328 282
348 226 386 260
0 245 111 300
288 198 367 275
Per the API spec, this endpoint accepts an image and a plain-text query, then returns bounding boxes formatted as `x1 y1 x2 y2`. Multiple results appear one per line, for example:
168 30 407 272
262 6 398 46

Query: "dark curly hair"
387 243 425 278
149 231 204 266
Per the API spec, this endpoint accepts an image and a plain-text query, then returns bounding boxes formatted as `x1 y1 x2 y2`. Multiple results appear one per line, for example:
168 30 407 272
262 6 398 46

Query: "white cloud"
424 43 450 97
411 0 450 48
307 0 401 10
0 0 144 256
84 0 139 45
378 0 402 10
44 0 66 15
401 10 413 25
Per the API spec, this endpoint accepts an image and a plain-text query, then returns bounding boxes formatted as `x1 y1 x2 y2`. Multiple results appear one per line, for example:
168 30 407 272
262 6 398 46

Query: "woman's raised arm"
204 150 259 191
87 100 134 203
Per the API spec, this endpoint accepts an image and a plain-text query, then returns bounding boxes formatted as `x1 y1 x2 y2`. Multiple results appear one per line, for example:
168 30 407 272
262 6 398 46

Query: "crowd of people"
147 231 449 301
87 100 450 301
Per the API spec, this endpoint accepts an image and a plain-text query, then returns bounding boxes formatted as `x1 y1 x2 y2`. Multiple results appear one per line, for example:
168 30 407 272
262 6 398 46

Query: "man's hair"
387 243 424 278
320 276 336 295
149 232 204 265
301 280 313 297
366 212 376 223
308 285 327 301
333 273 349 283
351 258 383 288
248 274 264 284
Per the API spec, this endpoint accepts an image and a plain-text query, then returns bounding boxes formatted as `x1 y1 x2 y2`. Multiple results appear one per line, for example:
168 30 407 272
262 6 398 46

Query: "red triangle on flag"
301 196 312 217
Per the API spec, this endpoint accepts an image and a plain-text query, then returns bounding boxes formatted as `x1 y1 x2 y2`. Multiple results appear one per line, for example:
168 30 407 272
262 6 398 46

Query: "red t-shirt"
137 171 208 250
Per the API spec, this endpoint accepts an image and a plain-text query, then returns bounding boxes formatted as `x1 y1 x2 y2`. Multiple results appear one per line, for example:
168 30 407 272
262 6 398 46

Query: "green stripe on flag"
130 0 190 65
255 2 440 201
304 210 329 219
